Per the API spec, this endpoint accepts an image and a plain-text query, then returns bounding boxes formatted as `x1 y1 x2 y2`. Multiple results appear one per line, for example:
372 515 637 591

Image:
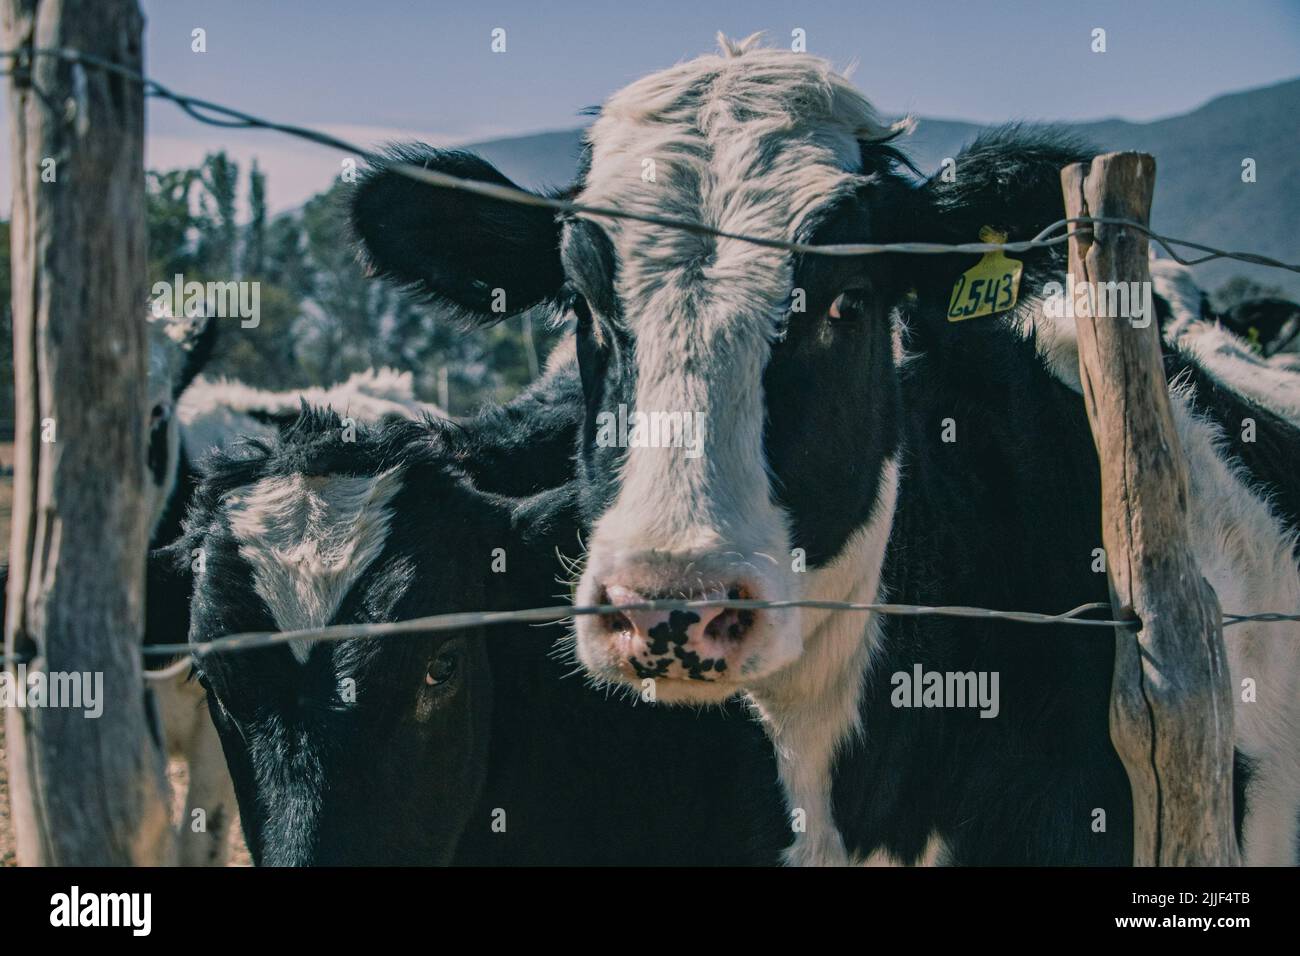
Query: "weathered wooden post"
3 0 173 864
1062 152 1239 865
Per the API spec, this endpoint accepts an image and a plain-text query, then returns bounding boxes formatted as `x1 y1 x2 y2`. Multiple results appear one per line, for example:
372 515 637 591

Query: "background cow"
1221 298 1300 360
348 38 1299 865
148 346 449 865
48 311 454 865
171 404 787 865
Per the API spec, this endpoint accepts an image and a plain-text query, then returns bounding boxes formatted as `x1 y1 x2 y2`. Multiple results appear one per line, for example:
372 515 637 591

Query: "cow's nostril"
597 586 631 633
705 585 754 642
598 581 758 642
704 607 755 643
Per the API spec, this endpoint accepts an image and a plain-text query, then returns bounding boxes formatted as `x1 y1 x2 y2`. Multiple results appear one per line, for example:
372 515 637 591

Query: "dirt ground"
0 444 251 866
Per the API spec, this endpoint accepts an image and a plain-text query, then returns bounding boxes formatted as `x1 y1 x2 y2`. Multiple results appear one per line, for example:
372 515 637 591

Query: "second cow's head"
352 38 1080 703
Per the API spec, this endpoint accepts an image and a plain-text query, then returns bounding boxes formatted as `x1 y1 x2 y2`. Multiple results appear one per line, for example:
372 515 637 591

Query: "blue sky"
3 0 1298 211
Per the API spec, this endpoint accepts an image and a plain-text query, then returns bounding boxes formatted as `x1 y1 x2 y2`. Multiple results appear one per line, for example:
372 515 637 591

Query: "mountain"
466 77 1300 299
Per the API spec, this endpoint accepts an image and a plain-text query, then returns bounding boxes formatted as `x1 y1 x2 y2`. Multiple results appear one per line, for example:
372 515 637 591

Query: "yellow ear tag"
946 227 1022 322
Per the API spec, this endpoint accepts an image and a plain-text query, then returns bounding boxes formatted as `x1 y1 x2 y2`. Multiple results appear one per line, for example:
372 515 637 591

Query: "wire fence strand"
2 45 1298 273
145 601 1298 664
0 44 1297 677
1 602 1296 675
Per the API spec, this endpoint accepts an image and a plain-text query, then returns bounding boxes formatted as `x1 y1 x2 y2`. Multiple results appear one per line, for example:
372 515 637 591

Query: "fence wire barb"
8 601 1297 675
0 45 1297 675
2 45 1298 274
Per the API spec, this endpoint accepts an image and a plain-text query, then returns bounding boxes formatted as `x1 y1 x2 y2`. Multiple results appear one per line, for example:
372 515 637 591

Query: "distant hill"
466 129 589 194
467 77 1300 299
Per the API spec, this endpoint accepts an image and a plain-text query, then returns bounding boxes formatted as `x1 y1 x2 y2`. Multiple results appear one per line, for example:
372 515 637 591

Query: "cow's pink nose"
599 583 757 680
605 586 727 642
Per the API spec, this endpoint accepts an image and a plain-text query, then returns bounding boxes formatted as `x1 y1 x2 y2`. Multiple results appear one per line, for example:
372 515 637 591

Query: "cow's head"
145 309 216 540
183 412 507 864
352 38 1085 703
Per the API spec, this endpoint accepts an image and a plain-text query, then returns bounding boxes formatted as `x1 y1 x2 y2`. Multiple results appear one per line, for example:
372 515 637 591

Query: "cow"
1221 298 1300 360
1152 257 1300 391
152 366 445 548
145 309 219 543
143 312 457 864
1151 259 1300 426
348 36 1300 865
148 346 460 864
169 400 787 865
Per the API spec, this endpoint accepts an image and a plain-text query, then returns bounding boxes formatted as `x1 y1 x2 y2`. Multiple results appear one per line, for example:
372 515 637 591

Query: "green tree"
145 168 200 279
135 151 558 416
195 152 239 278
243 160 267 279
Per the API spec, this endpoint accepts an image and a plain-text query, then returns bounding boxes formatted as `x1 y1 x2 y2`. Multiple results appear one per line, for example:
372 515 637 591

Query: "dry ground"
0 443 251 866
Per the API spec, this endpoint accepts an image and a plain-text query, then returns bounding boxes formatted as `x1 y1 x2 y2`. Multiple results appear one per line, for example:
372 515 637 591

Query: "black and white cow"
350 37 1300 865
1153 259 1300 427
1221 298 1300 360
172 390 787 865
147 331 447 865
145 309 219 544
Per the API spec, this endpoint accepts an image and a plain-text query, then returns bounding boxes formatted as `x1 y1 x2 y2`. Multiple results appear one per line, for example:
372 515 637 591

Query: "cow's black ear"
174 315 218 399
902 126 1096 318
351 144 566 323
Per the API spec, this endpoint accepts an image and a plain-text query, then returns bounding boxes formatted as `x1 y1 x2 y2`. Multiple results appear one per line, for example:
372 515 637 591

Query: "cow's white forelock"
225 467 405 663
576 42 900 570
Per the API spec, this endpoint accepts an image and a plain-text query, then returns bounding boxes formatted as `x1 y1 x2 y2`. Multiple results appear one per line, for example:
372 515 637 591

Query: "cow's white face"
349 39 1010 705
560 43 910 701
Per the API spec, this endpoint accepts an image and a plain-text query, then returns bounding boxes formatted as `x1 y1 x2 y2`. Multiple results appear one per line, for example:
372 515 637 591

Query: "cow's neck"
749 300 1106 866
748 459 900 866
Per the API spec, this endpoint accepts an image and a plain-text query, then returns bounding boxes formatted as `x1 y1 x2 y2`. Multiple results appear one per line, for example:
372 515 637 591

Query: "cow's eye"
827 290 868 324
425 649 459 687
150 403 167 422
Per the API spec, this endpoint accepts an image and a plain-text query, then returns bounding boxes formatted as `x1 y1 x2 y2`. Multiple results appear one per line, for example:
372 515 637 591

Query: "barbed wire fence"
0 42 1297 683
2 45 1299 273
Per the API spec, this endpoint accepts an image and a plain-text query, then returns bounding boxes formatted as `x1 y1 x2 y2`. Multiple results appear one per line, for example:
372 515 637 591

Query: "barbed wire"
0 45 1297 679
1 601 1296 678
2 45 1298 273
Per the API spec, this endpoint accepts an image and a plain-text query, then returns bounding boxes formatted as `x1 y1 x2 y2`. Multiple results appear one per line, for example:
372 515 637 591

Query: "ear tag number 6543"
947 227 1023 322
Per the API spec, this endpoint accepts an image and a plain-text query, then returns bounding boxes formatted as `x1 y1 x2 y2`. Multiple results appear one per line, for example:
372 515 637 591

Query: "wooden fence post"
1062 152 1239 866
3 0 173 864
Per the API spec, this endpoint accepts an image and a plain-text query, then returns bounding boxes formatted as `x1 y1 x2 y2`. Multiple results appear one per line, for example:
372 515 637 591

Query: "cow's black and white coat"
351 36 1300 866
177 389 787 865
146 335 450 865
1153 259 1300 424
